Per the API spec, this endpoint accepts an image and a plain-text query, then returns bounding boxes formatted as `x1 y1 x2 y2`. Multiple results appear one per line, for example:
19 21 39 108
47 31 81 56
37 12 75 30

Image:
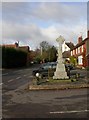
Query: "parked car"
32 62 57 78
65 63 74 71
32 62 79 79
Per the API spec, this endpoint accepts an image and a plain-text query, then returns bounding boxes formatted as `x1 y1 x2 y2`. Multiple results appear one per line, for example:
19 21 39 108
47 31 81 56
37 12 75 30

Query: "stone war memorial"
53 35 68 80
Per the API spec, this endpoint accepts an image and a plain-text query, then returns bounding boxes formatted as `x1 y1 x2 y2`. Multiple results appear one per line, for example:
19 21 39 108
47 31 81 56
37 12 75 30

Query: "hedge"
2 47 27 68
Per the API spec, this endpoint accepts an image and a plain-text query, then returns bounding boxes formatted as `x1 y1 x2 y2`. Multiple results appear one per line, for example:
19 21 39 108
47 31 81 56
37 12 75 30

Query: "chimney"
15 42 19 48
78 36 82 43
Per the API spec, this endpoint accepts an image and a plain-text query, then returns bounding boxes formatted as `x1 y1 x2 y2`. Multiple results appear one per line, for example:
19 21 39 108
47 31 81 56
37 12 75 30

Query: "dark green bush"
2 47 27 68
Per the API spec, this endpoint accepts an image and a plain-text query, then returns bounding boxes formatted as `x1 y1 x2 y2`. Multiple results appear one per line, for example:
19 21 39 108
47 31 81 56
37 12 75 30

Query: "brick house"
71 31 89 68
86 31 89 67
2 42 30 52
87 54 89 67
2 42 19 48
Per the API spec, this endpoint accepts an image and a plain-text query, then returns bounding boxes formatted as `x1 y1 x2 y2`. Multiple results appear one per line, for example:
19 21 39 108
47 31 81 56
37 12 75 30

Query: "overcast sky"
1 1 88 50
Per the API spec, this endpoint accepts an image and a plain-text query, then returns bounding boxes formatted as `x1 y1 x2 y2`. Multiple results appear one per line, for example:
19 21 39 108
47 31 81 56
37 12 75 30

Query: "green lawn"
32 77 77 85
47 78 77 83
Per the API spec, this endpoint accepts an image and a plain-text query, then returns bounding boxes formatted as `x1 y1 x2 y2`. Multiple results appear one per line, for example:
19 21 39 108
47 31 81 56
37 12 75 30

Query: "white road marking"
8 79 14 83
2 73 8 76
50 109 89 114
16 77 21 79
0 83 3 85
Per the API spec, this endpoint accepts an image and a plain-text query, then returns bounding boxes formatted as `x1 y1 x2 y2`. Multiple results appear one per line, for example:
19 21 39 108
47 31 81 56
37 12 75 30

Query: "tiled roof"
62 51 71 58
2 44 17 48
65 42 75 50
1 43 30 52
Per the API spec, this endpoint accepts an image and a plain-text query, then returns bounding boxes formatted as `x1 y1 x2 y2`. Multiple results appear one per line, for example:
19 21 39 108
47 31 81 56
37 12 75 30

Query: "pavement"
29 77 89 90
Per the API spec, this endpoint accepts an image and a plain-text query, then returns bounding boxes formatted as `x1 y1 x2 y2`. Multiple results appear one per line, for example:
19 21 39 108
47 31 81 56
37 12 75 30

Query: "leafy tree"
29 41 57 63
69 56 77 66
39 41 57 62
48 46 57 62
40 41 49 51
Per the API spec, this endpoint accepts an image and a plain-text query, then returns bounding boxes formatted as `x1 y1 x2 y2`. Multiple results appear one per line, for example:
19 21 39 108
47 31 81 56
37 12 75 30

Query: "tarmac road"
2 65 38 92
2 88 89 119
1 65 89 119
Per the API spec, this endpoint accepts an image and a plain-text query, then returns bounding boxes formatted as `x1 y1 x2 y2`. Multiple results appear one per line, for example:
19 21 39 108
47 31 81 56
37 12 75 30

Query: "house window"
82 45 83 52
77 48 78 54
78 47 80 53
76 48 77 54
73 50 75 55
78 55 83 65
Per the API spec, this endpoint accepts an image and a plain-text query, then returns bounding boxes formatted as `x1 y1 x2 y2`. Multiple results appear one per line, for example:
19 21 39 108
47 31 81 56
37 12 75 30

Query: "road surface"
1 65 89 119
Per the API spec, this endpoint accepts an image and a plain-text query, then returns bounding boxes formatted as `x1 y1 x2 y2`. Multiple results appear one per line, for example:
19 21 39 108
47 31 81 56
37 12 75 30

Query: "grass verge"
32 77 77 85
47 78 77 83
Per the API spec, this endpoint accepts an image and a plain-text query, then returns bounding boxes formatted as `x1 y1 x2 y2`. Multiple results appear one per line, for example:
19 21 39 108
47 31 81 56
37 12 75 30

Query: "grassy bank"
32 77 77 85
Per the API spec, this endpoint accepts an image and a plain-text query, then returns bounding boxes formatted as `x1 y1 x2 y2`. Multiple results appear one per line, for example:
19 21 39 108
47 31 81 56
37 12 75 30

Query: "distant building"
2 42 30 52
2 42 19 48
62 51 71 60
86 31 89 67
19 46 30 52
62 41 74 61
62 41 74 53
70 31 89 67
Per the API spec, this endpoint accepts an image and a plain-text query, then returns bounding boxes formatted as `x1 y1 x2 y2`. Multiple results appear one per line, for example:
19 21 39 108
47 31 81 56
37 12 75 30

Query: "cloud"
2 20 87 50
2 21 49 49
2 2 87 50
87 2 89 29
32 2 87 24
2 0 89 2
2 2 87 24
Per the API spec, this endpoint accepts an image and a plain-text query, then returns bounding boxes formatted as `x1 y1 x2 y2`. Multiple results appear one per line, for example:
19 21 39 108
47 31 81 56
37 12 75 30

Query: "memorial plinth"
53 35 68 79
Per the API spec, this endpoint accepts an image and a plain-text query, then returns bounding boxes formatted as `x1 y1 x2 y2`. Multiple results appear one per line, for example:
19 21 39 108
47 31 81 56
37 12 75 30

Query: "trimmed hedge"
2 47 27 68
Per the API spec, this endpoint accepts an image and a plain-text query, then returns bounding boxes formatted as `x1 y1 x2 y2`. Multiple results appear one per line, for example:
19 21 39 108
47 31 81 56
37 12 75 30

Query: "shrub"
2 47 27 68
